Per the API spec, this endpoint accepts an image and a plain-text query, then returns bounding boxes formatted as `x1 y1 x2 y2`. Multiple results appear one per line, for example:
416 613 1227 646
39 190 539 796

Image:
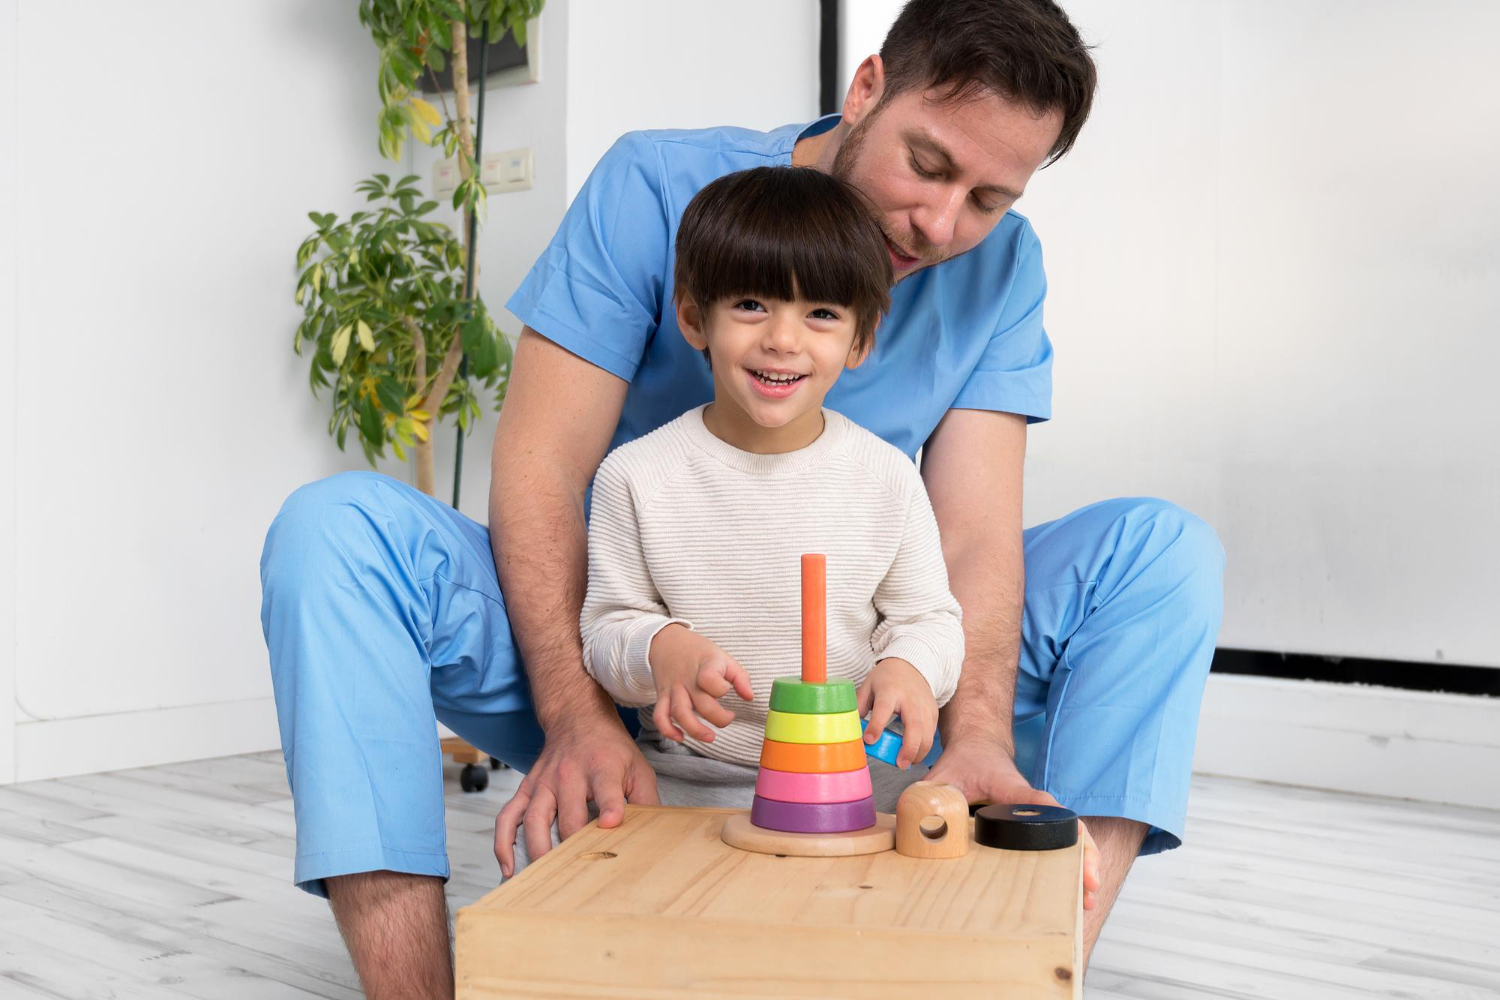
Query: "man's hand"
493 711 659 878
925 731 1101 910
648 624 754 743
857 657 938 769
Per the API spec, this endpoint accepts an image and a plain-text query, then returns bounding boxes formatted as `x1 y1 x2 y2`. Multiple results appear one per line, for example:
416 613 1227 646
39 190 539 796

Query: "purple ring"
750 794 877 834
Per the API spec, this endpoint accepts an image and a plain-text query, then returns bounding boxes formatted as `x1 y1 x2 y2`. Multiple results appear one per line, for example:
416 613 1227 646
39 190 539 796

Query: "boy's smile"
677 295 867 455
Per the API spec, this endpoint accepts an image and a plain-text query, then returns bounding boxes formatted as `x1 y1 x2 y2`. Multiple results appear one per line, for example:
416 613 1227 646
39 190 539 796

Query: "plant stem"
418 6 475 499
406 315 436 495
453 31 488 510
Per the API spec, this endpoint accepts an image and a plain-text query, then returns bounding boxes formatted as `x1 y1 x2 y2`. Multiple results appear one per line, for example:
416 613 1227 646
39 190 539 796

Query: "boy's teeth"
754 370 801 383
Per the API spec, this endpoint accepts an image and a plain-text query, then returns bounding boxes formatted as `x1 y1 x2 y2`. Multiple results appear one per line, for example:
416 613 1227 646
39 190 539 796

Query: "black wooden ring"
973 803 1079 851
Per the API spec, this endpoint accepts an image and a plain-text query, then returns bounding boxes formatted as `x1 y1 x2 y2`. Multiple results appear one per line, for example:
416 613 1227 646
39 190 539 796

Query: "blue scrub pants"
260 471 1224 897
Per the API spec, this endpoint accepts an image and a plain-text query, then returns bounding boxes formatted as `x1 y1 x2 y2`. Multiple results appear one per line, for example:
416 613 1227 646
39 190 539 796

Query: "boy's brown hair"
673 166 892 359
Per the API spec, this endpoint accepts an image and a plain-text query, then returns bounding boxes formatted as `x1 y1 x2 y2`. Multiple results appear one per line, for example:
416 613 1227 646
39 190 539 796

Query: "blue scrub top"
506 114 1054 461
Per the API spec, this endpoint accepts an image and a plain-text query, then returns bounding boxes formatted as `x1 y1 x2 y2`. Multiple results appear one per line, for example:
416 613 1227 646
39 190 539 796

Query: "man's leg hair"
1080 816 1148 971
326 870 453 1000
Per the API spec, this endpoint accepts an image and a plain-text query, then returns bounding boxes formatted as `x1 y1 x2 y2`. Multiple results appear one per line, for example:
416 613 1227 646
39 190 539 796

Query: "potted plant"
293 0 544 500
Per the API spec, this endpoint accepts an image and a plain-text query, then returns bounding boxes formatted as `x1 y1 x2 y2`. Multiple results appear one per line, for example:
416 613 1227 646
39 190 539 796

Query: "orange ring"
759 738 866 774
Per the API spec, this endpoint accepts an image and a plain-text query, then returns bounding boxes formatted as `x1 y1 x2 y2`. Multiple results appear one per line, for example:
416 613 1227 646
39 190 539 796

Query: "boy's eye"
733 299 766 312
808 307 840 321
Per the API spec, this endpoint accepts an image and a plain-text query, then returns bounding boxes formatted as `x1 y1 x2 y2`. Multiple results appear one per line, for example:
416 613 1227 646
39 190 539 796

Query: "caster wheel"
460 763 489 792
490 756 508 770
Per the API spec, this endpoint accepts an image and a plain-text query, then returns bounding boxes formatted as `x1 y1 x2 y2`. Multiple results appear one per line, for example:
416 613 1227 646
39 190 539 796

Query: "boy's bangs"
699 213 870 310
674 166 892 345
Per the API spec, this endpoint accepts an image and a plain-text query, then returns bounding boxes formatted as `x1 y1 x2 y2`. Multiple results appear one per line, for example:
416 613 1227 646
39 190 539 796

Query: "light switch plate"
433 157 461 199
481 148 533 193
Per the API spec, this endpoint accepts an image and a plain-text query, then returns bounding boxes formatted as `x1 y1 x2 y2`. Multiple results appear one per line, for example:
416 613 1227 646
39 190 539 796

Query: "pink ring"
754 766 873 804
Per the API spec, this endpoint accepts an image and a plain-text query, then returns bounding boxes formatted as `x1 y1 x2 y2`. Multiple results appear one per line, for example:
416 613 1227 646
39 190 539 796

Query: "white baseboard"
1193 674 1500 811
11 697 281 784
9 676 1498 814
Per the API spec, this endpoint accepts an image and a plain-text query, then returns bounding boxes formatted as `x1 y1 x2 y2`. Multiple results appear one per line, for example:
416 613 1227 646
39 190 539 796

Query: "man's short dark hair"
674 166 892 359
880 0 1097 166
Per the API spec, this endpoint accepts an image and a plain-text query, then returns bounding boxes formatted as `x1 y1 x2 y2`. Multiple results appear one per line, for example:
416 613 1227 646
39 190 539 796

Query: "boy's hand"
647 624 754 743
857 657 938 769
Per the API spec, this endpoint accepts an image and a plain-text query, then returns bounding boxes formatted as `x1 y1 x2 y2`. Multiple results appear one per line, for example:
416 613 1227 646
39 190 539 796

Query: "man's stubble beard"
831 105 952 274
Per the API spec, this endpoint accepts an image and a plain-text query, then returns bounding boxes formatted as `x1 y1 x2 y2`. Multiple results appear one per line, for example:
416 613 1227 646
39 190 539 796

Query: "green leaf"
331 324 353 366
359 394 384 446
376 376 406 413
464 314 500 378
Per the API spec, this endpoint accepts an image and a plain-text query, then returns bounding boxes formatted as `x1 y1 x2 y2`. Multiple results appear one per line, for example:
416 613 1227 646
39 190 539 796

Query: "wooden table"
456 805 1082 999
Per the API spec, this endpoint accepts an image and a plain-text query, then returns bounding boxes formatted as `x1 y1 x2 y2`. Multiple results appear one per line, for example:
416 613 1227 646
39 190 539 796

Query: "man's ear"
676 295 709 351
842 55 885 127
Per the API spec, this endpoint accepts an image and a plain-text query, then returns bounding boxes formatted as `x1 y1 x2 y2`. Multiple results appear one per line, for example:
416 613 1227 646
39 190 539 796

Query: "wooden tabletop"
457 805 1082 999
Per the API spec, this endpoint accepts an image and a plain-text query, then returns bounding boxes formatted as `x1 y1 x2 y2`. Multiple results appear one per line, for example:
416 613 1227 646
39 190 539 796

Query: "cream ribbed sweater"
580 405 965 768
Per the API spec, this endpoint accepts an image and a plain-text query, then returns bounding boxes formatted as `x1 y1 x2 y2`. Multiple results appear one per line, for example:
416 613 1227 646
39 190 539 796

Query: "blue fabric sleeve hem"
294 844 451 899
505 296 643 383
1041 792 1186 857
948 387 1052 423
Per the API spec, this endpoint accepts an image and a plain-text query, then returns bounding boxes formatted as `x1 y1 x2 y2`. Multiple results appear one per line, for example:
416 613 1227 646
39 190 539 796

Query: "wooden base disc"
720 811 896 856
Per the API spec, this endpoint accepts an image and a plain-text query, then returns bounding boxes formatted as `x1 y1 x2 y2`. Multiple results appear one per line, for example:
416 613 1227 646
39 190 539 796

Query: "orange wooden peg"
801 553 826 684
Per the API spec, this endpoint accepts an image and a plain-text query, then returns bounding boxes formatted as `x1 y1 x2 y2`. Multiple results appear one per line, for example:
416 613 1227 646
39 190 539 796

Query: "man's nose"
911 186 965 249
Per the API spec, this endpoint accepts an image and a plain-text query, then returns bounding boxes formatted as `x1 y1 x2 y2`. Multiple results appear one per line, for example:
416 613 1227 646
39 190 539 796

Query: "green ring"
769 677 857 715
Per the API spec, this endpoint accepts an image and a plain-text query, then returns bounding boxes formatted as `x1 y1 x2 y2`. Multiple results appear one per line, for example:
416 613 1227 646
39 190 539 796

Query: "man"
260 1 1224 995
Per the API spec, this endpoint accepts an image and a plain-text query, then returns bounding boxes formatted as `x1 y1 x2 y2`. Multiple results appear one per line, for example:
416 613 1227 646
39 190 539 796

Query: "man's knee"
261 472 401 592
1099 496 1225 618
1109 497 1223 571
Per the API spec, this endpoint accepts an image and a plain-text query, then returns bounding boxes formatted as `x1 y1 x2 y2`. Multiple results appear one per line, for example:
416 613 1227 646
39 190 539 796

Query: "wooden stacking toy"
721 554 897 856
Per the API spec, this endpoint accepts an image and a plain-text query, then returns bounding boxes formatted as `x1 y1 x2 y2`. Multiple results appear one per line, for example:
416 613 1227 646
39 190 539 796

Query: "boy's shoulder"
594 408 701 495
827 410 925 501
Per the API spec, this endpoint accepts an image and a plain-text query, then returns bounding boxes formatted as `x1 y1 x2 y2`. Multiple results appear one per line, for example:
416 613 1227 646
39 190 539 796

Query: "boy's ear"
845 324 876 369
676 295 709 351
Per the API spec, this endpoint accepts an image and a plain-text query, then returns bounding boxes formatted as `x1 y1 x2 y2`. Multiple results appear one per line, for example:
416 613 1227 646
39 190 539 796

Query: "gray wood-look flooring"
0 752 1495 998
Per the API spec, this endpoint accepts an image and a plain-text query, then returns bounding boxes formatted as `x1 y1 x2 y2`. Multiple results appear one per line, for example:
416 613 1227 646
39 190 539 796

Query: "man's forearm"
938 536 1024 758
490 466 617 734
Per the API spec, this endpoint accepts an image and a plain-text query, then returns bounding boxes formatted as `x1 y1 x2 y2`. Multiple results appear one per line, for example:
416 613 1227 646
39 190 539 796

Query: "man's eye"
909 154 940 180
809 308 840 321
972 195 1003 215
734 299 766 312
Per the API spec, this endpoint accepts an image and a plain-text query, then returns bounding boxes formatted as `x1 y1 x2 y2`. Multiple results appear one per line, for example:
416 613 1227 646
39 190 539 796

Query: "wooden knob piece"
895 781 970 859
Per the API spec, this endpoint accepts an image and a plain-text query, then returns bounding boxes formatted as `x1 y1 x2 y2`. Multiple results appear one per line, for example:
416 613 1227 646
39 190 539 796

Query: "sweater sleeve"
579 456 691 707
868 470 965 707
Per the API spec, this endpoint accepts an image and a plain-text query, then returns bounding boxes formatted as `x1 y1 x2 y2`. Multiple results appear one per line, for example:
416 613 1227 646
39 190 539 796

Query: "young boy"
577 166 965 816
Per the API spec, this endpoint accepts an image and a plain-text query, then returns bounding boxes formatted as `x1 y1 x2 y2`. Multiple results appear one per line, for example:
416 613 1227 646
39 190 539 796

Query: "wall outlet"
482 148 533 192
433 157 461 199
433 147 533 200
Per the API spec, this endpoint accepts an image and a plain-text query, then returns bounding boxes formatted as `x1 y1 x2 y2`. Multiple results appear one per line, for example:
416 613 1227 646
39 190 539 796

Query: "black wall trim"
1211 648 1499 697
820 0 840 115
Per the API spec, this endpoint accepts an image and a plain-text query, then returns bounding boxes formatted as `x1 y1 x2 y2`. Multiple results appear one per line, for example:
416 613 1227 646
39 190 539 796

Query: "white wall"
1 0 18 784
844 0 1500 669
564 0 821 200
5 1 426 780
1 0 823 782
